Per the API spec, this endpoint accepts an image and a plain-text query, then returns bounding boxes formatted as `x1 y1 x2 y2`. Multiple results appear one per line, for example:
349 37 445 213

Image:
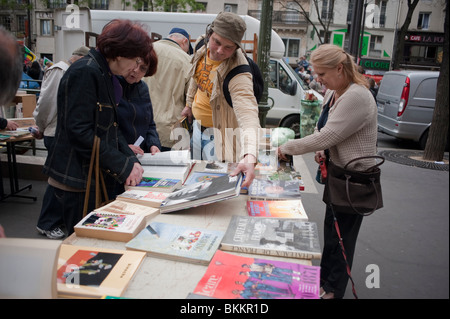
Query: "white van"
54 8 322 135
377 70 444 149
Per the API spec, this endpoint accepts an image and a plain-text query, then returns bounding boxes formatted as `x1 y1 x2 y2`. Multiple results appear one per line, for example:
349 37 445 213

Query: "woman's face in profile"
109 56 141 77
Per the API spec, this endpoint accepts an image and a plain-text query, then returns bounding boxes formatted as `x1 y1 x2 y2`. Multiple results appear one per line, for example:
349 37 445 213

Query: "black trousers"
320 204 363 298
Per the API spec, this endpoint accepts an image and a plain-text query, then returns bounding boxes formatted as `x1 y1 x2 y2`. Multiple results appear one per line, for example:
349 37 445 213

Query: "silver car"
377 70 442 149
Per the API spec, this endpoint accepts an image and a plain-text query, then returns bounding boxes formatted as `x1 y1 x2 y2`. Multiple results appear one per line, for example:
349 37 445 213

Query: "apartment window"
282 38 300 58
417 12 430 30
41 20 52 36
0 15 12 31
89 0 109 10
369 35 383 57
224 4 237 13
16 15 26 33
321 0 334 21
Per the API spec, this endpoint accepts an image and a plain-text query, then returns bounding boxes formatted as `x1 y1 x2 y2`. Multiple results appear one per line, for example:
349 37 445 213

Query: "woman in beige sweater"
278 44 378 299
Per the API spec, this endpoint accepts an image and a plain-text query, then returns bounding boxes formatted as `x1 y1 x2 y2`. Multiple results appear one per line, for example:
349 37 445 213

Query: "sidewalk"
1 135 448 299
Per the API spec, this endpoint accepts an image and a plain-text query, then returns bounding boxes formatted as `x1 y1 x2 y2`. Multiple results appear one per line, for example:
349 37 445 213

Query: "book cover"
160 174 242 213
126 222 224 265
193 250 320 299
116 189 168 208
220 216 321 259
56 244 145 298
125 176 182 193
248 179 301 200
184 171 227 185
247 200 308 220
74 211 146 242
142 163 193 183
74 200 159 242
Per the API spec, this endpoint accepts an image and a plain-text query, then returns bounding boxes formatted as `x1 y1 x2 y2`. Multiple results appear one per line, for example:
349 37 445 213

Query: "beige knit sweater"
280 83 378 171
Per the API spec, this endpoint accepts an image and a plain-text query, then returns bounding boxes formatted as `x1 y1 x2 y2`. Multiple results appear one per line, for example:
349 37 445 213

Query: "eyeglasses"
134 58 148 74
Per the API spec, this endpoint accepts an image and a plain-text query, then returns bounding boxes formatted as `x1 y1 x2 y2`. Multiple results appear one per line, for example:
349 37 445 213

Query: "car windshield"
285 62 309 91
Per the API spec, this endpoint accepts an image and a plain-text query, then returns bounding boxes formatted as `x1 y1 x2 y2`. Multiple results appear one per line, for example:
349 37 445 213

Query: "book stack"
126 150 194 192
74 200 159 242
56 244 146 298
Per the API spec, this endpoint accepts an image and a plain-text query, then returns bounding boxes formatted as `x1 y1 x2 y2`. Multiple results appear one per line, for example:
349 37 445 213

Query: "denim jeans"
191 120 217 161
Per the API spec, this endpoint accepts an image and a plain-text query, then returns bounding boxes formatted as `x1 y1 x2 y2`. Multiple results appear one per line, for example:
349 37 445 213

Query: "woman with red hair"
42 19 155 235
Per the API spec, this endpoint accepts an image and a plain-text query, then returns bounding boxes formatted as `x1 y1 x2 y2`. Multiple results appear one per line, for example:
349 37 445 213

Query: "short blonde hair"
310 44 368 88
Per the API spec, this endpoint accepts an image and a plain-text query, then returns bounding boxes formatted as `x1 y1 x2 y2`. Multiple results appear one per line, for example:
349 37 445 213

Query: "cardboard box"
13 93 36 118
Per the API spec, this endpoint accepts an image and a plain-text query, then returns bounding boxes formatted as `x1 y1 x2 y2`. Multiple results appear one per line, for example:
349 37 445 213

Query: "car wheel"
279 115 300 139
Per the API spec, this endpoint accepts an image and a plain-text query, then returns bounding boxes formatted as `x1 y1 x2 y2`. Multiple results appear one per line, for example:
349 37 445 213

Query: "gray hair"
0 26 22 106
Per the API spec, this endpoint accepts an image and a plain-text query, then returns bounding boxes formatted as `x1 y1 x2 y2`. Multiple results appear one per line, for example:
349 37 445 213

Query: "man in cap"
181 12 260 188
32 46 90 239
144 27 192 151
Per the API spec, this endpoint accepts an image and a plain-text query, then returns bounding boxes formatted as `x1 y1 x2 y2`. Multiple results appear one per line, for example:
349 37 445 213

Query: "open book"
160 173 243 213
136 150 190 166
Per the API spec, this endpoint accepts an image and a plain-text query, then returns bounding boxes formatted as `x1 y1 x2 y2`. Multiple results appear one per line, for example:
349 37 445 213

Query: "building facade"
0 0 445 71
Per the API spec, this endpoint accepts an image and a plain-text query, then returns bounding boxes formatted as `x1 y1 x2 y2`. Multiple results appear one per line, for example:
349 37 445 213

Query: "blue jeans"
191 120 217 161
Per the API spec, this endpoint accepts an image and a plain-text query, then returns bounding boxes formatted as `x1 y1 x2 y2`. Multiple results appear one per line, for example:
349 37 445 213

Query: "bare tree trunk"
423 0 449 161
392 0 419 70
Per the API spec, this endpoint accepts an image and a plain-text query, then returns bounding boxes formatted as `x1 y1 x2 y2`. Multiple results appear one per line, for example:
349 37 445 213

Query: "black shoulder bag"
323 155 385 216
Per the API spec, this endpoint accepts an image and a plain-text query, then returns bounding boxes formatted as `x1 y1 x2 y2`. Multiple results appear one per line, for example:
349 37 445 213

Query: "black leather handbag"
323 156 385 216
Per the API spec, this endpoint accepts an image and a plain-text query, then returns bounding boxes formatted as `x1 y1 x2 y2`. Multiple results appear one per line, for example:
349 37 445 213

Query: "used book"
137 150 190 166
248 178 301 200
56 244 146 298
220 216 321 259
116 188 168 208
159 173 243 213
125 176 182 193
137 150 194 183
74 200 159 242
193 250 321 299
247 199 308 220
184 171 228 185
125 222 224 265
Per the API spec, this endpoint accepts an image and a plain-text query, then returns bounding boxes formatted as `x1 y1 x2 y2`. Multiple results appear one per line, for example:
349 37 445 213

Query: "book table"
63 193 312 299
0 133 37 202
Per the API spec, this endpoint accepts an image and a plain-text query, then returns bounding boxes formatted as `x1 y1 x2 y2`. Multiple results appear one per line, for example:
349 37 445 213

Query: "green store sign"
360 59 390 71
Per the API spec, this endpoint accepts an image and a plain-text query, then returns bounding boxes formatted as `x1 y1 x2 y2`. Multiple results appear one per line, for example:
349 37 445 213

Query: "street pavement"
0 132 448 299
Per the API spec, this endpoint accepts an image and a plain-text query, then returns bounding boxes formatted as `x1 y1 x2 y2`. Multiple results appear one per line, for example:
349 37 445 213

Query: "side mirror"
289 81 297 96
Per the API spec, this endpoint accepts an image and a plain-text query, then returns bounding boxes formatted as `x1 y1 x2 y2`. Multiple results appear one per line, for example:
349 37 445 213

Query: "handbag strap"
82 136 109 218
344 175 379 216
344 155 385 171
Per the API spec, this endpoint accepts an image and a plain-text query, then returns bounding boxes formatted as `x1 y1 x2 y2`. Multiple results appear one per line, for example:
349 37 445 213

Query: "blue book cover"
126 222 224 265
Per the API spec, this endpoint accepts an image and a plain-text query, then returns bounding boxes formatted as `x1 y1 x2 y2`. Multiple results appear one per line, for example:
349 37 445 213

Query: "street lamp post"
257 0 274 128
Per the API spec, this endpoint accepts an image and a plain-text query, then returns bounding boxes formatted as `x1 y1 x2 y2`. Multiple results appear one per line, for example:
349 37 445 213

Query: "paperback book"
248 179 301 200
220 216 321 259
56 244 146 298
126 222 224 265
193 250 320 299
247 199 308 220
184 171 227 185
74 200 159 242
125 176 182 193
116 189 168 208
159 173 243 213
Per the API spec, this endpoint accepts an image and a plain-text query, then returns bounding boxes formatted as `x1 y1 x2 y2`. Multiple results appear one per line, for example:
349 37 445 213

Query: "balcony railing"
248 10 308 26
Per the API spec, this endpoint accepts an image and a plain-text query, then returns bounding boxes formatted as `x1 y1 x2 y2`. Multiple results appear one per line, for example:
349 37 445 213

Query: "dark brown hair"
97 19 156 76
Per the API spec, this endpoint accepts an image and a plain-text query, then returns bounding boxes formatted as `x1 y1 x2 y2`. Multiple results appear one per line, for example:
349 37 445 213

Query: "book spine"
219 244 321 259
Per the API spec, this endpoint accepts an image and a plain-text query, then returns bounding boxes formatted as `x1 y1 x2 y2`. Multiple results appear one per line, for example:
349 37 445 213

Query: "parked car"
377 70 447 149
